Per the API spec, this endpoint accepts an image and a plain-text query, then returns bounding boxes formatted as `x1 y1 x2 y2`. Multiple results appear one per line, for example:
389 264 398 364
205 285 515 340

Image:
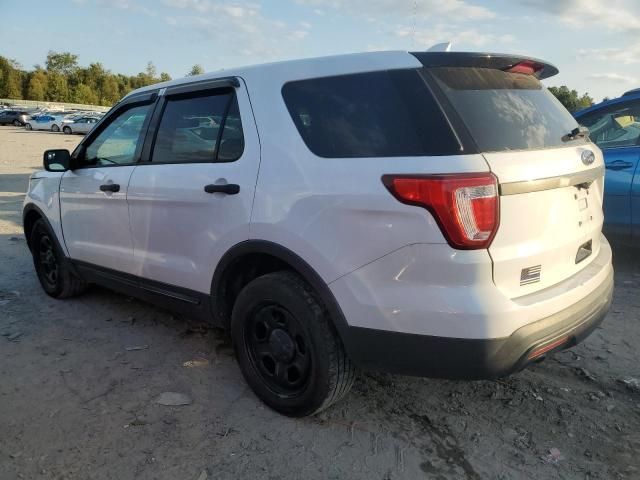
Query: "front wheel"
31 219 88 298
25 123 32 130
231 271 355 417
63 126 72 134
13 119 21 126
51 124 60 132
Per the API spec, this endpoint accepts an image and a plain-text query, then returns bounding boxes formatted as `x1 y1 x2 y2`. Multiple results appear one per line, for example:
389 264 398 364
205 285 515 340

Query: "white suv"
23 51 614 416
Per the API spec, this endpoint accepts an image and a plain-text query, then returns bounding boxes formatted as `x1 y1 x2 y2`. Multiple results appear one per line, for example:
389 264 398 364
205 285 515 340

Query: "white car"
23 51 613 416
25 114 65 132
62 116 100 135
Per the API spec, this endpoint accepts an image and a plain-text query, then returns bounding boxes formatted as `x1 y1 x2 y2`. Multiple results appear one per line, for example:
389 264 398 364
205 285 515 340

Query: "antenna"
411 0 417 48
426 42 452 52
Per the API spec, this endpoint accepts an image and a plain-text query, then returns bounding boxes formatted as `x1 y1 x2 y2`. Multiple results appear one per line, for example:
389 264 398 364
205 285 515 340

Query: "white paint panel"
126 80 260 293
59 166 137 273
331 237 612 339
485 145 605 298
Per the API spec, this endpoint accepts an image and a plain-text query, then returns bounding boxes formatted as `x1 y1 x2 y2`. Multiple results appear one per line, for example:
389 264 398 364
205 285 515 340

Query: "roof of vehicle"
574 90 640 117
123 50 558 101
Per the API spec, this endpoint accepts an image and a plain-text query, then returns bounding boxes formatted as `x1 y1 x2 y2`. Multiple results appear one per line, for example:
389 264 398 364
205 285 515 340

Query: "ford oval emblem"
581 150 595 166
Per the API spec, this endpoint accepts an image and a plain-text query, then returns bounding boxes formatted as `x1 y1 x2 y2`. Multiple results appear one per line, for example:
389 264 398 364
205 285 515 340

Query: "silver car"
61 116 99 135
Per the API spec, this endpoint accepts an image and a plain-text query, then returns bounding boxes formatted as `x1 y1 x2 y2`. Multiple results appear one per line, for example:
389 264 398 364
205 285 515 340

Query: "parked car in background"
24 51 613 416
62 116 99 135
0 110 30 126
25 114 65 132
575 90 640 245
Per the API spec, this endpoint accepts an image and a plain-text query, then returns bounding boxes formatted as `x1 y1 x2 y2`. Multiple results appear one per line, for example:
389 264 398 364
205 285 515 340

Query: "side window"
83 103 151 166
151 90 244 164
281 70 460 158
579 102 640 149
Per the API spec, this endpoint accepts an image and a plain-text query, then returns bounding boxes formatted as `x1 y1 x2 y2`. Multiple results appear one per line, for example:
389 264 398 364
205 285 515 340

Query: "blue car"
575 90 640 245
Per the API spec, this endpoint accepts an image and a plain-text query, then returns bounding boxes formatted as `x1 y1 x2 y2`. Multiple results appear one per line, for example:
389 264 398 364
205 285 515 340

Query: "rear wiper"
562 126 589 142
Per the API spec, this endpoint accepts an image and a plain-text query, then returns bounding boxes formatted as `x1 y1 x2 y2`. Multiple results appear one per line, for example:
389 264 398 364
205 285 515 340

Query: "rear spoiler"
410 52 559 80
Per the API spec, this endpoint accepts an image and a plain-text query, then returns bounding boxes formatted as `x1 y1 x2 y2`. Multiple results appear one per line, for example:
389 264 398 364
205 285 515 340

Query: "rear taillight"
382 173 499 249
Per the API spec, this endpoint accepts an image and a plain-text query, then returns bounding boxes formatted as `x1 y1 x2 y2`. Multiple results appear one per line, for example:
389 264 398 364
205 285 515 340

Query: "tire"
51 124 60 132
13 119 21 126
25 123 32 130
63 126 72 134
231 271 355 417
30 219 88 298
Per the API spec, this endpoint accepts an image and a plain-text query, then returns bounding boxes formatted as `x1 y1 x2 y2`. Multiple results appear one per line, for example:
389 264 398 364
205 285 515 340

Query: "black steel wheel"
231 271 356 416
37 234 59 289
244 303 312 397
30 218 88 298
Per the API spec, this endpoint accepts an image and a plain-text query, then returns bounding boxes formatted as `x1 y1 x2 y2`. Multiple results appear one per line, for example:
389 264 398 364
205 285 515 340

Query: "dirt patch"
1 126 639 479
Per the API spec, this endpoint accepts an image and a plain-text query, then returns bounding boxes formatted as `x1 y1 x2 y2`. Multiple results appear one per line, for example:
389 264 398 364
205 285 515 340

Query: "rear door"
428 66 605 298
577 101 640 242
126 78 260 293
60 94 156 273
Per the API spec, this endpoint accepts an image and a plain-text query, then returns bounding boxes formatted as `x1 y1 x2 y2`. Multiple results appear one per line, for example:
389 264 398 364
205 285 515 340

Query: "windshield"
429 67 585 152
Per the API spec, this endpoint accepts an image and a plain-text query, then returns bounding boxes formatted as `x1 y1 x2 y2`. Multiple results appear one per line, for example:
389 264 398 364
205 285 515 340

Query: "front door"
60 99 155 274
127 80 260 293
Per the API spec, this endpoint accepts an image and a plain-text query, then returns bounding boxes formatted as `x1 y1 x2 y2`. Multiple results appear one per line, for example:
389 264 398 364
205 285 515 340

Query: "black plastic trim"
410 52 560 79
72 260 213 322
165 77 239 97
22 203 57 252
211 240 352 338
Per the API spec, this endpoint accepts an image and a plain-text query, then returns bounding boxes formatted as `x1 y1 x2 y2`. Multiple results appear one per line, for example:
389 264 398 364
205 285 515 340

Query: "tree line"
547 86 594 112
0 51 597 111
0 51 205 107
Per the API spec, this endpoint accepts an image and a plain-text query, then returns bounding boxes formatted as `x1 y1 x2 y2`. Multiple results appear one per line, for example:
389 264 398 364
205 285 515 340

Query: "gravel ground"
1 125 639 480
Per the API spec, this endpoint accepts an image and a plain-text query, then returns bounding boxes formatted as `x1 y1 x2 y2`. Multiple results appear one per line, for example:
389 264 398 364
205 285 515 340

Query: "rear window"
282 70 460 158
429 67 584 152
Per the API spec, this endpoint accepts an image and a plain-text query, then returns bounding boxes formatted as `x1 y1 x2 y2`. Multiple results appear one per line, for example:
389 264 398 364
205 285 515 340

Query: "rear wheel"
231 271 355 416
13 119 21 126
31 219 87 298
51 124 60 132
63 126 72 134
25 123 32 130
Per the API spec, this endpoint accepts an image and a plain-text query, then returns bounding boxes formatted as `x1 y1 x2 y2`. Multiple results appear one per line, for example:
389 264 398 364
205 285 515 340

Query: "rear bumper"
342 267 613 379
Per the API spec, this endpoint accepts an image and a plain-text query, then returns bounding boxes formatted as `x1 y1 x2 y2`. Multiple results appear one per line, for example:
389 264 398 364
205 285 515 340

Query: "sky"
1 0 639 102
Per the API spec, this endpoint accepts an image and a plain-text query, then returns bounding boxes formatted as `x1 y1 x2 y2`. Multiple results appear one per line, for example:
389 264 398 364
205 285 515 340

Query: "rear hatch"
422 59 604 298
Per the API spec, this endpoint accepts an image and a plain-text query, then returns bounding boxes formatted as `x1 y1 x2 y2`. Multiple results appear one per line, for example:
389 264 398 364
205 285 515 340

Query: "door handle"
204 183 240 195
606 160 634 171
99 183 120 193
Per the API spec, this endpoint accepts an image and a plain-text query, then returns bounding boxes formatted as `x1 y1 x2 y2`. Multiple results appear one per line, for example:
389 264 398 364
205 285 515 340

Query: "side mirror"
43 149 71 172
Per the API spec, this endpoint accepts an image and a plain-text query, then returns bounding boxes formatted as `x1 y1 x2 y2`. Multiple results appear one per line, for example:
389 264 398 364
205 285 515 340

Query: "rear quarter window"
281 70 460 158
